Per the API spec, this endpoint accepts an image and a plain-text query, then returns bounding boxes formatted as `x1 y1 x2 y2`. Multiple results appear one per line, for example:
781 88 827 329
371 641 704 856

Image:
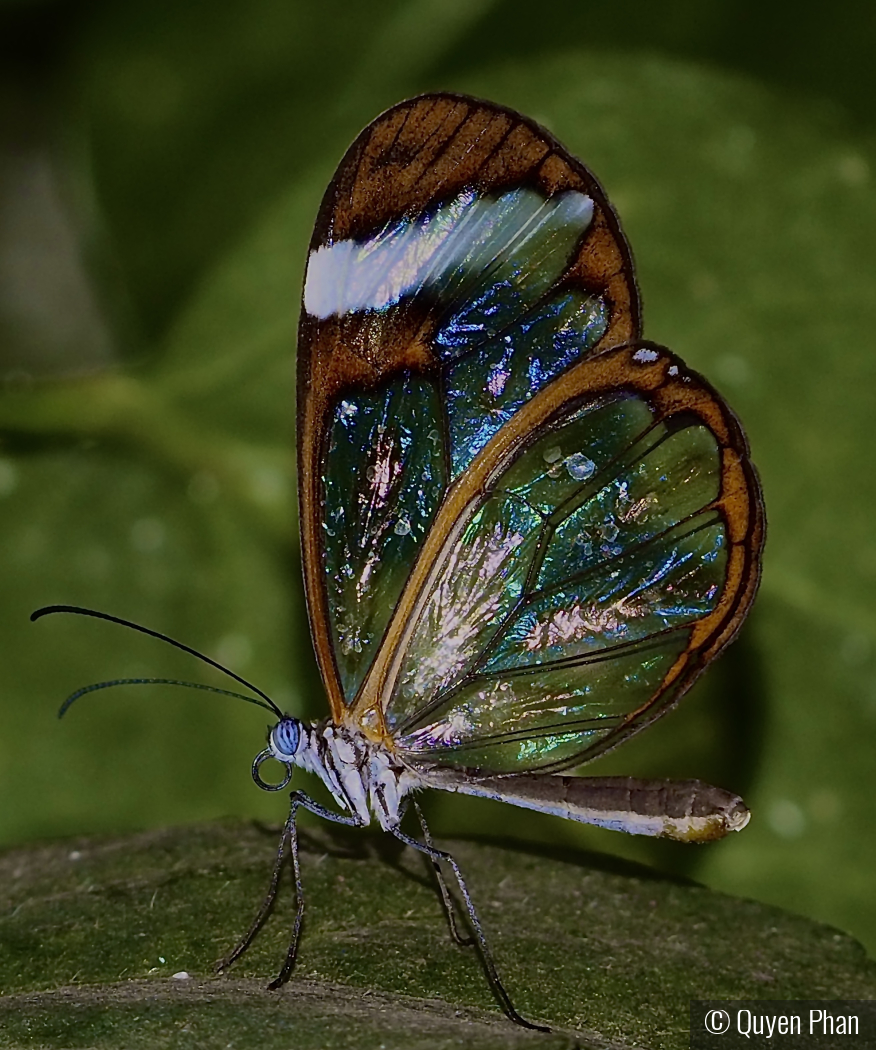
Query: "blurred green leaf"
74 0 503 340
1 821 874 1049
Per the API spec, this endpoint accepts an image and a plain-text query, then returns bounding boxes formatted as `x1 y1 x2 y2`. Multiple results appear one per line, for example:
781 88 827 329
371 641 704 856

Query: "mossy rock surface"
1 820 873 1049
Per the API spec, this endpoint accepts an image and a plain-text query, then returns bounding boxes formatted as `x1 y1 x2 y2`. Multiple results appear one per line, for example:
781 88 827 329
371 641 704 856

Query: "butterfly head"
251 715 306 791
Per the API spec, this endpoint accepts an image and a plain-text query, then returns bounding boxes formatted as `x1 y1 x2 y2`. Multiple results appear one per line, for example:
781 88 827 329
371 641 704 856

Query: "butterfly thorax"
263 716 423 830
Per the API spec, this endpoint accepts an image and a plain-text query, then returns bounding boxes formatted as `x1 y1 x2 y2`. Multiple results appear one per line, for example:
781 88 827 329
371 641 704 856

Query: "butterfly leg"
217 791 363 988
267 790 364 989
215 813 290 974
409 799 473 947
390 819 550 1033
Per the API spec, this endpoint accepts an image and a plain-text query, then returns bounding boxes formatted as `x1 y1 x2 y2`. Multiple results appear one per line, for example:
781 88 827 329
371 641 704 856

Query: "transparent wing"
320 375 446 699
377 346 762 773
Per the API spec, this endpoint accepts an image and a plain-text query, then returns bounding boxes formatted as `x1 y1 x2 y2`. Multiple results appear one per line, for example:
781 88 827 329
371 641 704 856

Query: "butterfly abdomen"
421 769 750 843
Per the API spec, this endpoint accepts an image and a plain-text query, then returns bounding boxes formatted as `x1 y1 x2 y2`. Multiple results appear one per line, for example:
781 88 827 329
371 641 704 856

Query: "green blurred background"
1 0 875 963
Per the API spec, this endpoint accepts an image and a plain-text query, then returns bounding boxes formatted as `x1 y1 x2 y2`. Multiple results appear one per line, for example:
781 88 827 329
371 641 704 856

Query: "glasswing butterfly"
35 93 764 1032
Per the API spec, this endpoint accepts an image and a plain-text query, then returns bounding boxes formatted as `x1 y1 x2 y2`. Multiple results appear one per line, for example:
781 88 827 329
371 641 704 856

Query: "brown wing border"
298 93 643 722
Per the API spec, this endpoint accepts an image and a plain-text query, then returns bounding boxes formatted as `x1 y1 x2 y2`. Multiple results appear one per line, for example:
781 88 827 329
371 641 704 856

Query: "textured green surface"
0 0 875 1006
1 820 874 1049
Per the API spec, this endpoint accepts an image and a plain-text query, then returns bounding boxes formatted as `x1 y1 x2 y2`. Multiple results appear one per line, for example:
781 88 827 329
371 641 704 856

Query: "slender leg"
266 793 306 989
391 818 550 1034
266 792 362 989
217 790 363 987
410 799 472 947
215 819 290 972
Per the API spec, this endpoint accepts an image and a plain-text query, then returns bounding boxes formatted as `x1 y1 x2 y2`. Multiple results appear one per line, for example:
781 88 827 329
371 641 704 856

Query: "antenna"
57 677 282 719
31 605 284 719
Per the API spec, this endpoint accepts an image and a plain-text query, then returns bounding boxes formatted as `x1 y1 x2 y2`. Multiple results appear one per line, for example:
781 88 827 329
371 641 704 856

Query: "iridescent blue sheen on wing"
499 397 654 513
304 186 603 484
486 518 725 673
322 375 445 700
430 189 594 357
385 392 729 771
530 419 723 590
445 290 607 477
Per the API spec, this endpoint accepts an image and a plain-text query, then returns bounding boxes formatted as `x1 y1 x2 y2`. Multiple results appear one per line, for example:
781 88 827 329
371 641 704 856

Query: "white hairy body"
262 716 750 844
271 719 423 830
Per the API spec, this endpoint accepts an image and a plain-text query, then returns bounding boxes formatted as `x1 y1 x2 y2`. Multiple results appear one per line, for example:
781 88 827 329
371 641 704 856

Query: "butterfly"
35 92 764 1033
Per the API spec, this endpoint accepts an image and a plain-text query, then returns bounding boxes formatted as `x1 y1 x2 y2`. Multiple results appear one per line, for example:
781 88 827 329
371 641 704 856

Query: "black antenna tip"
28 603 284 719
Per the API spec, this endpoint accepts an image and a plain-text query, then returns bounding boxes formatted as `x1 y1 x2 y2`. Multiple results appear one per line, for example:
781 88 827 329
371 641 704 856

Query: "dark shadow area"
710 616 769 797
284 541 326 726
444 0 876 132
300 814 703 891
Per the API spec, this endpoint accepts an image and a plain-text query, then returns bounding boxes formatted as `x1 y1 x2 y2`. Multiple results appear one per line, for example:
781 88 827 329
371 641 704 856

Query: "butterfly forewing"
298 94 640 720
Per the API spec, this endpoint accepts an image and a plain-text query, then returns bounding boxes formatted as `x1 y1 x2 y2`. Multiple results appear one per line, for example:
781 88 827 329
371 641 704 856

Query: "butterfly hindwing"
298 94 641 720
377 345 762 772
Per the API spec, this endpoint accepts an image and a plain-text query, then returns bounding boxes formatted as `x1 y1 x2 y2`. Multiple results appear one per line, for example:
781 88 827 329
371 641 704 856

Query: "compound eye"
271 717 301 759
